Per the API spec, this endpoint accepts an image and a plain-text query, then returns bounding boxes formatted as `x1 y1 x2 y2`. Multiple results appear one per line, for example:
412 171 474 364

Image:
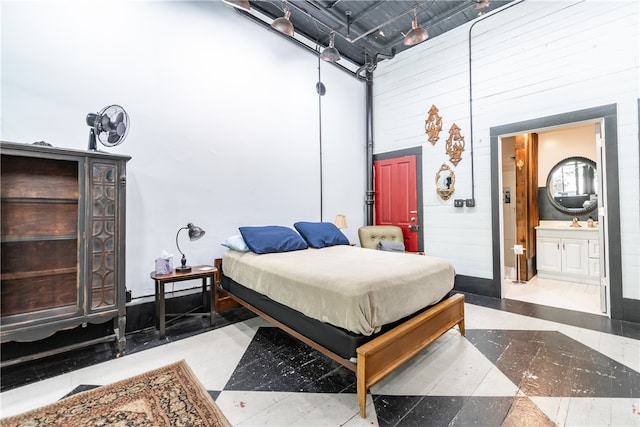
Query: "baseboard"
126 290 208 333
454 275 500 298
622 298 640 324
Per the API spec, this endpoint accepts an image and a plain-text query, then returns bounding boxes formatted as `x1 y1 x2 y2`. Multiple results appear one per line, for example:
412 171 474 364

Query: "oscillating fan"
86 105 130 150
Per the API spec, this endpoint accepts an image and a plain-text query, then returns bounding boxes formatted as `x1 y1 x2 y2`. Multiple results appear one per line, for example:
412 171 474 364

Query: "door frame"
373 146 424 252
490 104 623 320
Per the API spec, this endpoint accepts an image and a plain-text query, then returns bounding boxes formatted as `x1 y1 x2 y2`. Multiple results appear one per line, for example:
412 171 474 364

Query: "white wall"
1 0 366 298
373 0 639 299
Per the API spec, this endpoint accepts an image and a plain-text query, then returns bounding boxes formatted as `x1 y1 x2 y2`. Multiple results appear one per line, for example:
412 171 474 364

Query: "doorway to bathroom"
490 105 624 319
501 123 603 315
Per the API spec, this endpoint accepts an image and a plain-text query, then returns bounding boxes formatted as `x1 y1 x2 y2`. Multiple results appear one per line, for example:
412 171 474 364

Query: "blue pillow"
221 234 250 252
239 226 308 254
293 221 350 249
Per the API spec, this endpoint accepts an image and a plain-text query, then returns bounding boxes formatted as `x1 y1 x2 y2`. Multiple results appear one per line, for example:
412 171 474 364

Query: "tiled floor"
504 273 602 315
1 294 639 426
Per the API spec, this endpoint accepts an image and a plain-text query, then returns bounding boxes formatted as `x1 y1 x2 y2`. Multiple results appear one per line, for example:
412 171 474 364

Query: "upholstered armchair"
357 225 405 251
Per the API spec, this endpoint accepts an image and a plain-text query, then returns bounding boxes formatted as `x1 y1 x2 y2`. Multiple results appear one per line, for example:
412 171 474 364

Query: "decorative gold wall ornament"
435 163 455 200
445 123 465 166
424 104 443 145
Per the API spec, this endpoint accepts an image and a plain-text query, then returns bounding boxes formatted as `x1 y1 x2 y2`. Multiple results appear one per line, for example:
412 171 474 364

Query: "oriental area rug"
0 360 231 427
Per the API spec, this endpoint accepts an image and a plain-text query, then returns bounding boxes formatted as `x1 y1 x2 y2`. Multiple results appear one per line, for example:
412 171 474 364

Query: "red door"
374 156 419 252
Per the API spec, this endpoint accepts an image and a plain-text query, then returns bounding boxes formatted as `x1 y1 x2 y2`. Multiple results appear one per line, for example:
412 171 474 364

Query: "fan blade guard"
87 104 130 149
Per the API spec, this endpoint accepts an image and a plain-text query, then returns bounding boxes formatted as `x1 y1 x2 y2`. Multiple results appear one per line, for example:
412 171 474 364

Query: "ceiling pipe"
355 47 396 80
364 66 375 225
317 52 325 221
358 47 396 225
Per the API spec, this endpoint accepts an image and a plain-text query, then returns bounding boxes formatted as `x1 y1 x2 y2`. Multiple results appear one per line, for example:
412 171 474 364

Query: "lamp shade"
320 46 341 62
187 223 206 240
404 17 429 46
334 214 347 229
271 9 294 37
320 32 341 62
175 223 206 272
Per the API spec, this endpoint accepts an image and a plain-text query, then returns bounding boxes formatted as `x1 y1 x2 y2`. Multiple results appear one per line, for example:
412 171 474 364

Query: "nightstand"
150 265 217 338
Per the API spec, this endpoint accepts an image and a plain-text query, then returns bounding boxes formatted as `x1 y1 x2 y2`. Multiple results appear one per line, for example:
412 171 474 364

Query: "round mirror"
546 156 597 215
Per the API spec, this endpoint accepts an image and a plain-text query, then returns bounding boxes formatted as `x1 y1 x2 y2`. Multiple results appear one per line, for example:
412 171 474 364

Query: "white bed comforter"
222 245 455 336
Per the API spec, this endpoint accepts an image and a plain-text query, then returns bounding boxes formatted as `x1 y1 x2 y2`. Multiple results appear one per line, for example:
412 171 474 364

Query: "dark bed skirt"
220 274 451 359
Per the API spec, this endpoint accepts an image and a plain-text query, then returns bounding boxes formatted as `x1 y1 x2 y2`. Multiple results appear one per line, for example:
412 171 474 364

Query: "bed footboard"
356 293 465 417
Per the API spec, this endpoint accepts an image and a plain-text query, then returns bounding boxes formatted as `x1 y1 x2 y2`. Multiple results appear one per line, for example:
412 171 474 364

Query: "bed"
213 224 465 417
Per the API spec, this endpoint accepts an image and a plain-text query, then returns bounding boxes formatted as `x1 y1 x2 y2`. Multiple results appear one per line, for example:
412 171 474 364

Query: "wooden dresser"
0 141 130 367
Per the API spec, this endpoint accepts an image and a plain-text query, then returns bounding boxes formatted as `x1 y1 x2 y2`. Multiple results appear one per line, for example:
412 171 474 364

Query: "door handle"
410 210 417 214
408 225 420 231
411 217 416 221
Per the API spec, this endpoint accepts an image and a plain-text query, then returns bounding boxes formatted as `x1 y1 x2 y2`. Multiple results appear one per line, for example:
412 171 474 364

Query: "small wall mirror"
546 156 597 215
436 163 455 200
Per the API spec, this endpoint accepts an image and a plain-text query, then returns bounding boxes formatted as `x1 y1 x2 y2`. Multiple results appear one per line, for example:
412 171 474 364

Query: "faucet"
570 217 581 228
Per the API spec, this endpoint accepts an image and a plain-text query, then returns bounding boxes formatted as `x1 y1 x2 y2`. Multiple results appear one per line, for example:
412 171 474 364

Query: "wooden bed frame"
213 258 465 418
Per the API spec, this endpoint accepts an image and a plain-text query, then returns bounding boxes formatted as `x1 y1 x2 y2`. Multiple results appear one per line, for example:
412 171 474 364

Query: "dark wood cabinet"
0 141 130 367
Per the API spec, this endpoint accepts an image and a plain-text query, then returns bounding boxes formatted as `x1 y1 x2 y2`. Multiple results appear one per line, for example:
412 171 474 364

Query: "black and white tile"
2 300 639 426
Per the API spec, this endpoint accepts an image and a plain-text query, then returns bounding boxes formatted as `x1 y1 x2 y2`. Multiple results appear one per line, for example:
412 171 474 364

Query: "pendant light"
404 8 429 46
320 31 341 62
271 5 294 37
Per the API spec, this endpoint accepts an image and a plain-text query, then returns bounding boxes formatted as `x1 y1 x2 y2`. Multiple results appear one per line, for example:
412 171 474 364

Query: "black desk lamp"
175 223 205 272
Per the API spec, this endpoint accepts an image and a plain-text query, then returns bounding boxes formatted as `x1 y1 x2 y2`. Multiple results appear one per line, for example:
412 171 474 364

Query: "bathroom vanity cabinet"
535 222 600 285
